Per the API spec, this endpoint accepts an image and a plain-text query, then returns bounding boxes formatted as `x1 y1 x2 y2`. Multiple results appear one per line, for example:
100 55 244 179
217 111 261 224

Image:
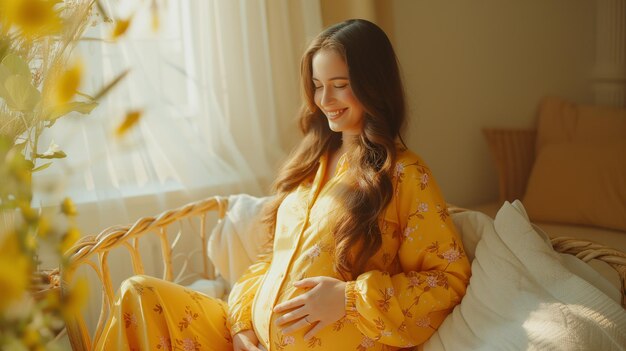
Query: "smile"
325 108 347 119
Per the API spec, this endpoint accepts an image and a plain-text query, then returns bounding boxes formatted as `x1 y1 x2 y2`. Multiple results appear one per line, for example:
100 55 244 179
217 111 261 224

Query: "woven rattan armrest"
551 237 626 308
60 196 229 351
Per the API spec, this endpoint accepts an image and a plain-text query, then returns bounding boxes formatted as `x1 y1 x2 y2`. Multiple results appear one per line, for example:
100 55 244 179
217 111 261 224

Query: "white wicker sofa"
59 194 626 351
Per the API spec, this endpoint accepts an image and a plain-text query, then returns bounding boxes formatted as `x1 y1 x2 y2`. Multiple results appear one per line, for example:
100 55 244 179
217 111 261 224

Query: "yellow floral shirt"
228 147 471 350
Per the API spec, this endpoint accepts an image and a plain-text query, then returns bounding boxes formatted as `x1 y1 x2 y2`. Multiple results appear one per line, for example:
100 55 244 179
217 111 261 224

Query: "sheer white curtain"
33 0 322 235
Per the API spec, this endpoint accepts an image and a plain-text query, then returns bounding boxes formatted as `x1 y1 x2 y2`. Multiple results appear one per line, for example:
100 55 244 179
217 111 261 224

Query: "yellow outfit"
95 147 470 351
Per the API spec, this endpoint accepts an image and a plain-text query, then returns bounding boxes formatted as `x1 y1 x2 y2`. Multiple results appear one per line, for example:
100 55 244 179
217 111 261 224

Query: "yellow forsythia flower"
152 13 159 32
37 215 51 238
19 201 39 224
25 232 37 251
21 326 41 347
2 0 62 38
111 18 131 39
60 197 77 216
62 278 88 319
0 234 31 311
45 284 61 308
60 226 80 254
151 3 160 32
115 110 143 137
55 61 83 104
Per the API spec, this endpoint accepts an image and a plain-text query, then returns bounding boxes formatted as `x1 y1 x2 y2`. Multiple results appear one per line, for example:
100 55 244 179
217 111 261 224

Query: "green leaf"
0 135 12 154
75 90 96 100
37 150 66 159
95 0 112 22
3 74 41 112
45 101 98 121
0 64 11 99
12 139 27 153
93 69 129 101
32 162 52 172
0 38 9 62
1 54 31 79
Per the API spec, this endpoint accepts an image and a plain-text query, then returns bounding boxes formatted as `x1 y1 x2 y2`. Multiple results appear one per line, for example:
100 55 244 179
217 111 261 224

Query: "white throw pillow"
207 194 271 287
423 201 626 351
451 210 492 262
528 222 622 303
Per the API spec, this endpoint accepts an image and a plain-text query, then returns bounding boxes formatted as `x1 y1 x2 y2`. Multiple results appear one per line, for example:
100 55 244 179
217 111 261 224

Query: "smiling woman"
93 18 470 351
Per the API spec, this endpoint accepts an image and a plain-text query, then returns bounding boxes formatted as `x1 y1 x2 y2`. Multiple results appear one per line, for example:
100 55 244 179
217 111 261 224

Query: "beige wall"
311 0 596 207
320 0 395 42
390 0 596 206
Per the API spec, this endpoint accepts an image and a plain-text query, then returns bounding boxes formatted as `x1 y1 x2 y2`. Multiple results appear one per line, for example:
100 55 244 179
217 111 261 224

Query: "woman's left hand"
273 276 347 339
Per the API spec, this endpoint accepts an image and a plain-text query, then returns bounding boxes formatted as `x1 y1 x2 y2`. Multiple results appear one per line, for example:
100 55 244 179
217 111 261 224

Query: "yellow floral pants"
95 275 233 351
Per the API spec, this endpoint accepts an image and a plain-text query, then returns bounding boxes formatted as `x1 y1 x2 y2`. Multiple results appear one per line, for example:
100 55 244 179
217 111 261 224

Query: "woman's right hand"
233 329 262 351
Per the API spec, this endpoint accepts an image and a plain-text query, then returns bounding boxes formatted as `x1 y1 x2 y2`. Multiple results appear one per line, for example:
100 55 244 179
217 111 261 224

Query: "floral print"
403 226 416 241
437 204 450 222
274 333 296 350
394 163 405 180
357 336 376 350
129 279 153 295
419 173 429 190
305 241 332 261
123 312 137 329
415 316 433 329
428 239 465 269
95 276 232 351
307 336 322 348
333 318 346 331
377 288 394 312
157 335 172 350
442 247 462 263
177 306 198 331
408 200 430 221
175 336 201 351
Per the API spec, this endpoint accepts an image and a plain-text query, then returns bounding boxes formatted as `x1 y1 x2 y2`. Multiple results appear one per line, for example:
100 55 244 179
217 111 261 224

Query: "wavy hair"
262 19 406 279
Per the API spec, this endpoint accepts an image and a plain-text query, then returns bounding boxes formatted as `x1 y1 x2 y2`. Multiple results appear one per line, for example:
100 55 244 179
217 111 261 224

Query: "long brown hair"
262 19 406 279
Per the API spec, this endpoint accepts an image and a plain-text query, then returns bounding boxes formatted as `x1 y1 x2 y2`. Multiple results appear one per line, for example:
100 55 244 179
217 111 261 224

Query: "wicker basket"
60 196 626 351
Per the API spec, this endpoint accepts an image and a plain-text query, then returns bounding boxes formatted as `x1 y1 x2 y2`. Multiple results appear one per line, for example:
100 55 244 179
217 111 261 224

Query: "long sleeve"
227 248 272 336
345 156 471 347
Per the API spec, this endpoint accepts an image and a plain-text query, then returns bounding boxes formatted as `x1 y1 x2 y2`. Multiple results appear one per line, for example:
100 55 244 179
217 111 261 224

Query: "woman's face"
312 49 365 137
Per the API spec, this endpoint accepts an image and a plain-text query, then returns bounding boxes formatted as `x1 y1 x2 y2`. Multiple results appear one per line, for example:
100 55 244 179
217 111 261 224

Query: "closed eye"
313 84 348 90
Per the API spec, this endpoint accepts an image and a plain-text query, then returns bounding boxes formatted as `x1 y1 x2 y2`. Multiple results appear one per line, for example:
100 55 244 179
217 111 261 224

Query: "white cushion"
207 194 271 287
472 200 626 291
424 201 626 351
